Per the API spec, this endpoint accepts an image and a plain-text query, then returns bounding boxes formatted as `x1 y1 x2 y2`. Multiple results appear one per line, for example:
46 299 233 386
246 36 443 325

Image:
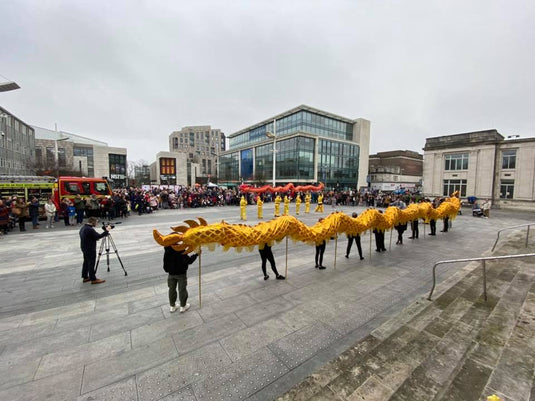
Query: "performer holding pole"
257 196 264 219
162 246 198 313
295 193 302 215
304 192 311 214
283 195 290 216
258 243 285 280
240 195 247 221
315 192 324 213
274 193 282 217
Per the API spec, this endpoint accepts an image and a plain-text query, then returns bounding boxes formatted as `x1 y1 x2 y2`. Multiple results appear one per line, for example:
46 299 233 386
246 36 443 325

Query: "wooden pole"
389 229 393 250
423 220 426 237
369 230 372 259
285 237 288 278
198 247 202 309
334 235 338 270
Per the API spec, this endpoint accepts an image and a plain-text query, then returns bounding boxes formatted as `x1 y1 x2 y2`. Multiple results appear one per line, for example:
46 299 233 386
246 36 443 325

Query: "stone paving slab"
0 366 83 401
0 320 56 346
220 317 295 362
196 293 258 322
77 376 138 401
131 309 204 348
191 347 289 400
234 296 297 326
81 336 178 394
269 321 342 369
54 303 129 331
172 313 247 355
0 355 41 391
136 342 232 401
0 325 90 364
89 306 164 341
36 331 131 379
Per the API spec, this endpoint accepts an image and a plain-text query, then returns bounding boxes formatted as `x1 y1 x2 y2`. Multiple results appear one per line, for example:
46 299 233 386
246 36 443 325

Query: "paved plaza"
0 204 531 400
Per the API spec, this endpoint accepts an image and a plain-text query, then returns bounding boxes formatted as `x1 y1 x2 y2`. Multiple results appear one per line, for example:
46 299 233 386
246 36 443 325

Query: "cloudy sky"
2 0 534 162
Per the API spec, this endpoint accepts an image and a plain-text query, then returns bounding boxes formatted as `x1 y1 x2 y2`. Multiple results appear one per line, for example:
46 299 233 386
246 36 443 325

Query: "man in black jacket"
79 217 110 284
163 246 198 313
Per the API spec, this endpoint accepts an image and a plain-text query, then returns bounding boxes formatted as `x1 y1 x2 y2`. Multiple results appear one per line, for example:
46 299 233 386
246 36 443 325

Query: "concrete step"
277 235 535 401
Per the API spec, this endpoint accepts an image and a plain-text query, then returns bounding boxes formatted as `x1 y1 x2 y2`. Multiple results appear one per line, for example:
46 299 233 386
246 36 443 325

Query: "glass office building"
220 105 370 190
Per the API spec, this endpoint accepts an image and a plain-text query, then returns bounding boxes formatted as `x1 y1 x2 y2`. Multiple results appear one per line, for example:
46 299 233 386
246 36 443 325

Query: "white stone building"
423 129 535 210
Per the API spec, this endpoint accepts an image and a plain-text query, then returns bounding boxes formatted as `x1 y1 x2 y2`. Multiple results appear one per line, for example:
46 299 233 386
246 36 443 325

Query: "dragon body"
153 195 461 254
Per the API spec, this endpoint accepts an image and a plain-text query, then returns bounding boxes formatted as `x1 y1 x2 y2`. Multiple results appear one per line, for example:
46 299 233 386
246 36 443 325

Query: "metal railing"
427 253 535 301
491 223 535 252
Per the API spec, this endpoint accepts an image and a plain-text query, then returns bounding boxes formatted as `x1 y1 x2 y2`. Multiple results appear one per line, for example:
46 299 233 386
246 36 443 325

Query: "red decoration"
239 182 324 194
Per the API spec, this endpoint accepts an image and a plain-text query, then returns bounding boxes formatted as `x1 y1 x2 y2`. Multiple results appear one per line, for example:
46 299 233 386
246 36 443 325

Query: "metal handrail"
491 223 535 252
427 253 535 301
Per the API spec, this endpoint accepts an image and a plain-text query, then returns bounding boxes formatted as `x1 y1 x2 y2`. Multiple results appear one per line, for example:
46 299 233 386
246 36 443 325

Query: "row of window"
220 136 359 185
443 179 514 199
229 111 354 149
444 150 517 171
0 115 33 135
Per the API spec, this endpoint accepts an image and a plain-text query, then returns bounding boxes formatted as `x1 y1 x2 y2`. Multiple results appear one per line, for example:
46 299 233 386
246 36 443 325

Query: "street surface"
0 204 527 400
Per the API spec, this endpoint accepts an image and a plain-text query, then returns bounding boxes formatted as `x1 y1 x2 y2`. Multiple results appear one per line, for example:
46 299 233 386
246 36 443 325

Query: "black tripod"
95 233 128 276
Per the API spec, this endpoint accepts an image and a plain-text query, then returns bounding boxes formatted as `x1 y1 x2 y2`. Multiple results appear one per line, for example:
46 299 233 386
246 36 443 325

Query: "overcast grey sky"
2 0 534 162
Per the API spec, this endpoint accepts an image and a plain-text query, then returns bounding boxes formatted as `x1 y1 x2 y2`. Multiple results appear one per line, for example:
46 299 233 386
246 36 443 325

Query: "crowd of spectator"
0 184 427 237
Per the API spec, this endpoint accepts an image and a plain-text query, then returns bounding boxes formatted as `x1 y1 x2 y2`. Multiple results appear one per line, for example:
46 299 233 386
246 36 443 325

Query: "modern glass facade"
229 109 354 149
109 153 127 188
74 146 95 177
318 139 359 186
221 105 369 189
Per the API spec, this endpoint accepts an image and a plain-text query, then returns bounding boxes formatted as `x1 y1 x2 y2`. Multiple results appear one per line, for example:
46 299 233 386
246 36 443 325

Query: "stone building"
423 129 535 209
33 126 128 188
0 106 35 175
149 151 189 186
368 150 423 192
167 125 225 184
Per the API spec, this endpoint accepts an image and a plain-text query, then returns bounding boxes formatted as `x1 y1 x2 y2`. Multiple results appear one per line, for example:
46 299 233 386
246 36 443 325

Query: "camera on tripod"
102 221 121 230
95 221 127 276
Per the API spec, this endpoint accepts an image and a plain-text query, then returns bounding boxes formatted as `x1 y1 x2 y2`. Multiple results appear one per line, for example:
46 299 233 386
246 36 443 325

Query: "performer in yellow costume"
283 195 290 216
295 194 302 215
315 192 324 213
240 195 247 221
274 194 282 217
257 196 264 219
304 192 311 213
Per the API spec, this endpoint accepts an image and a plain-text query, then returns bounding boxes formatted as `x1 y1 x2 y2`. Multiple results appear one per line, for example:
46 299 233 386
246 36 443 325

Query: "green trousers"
168 274 188 307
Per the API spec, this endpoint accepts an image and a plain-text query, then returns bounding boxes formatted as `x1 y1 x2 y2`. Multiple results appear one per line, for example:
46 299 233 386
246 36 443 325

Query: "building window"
443 179 467 197
35 148 42 164
159 158 176 175
240 149 253 181
109 154 127 186
500 179 514 199
220 152 239 182
58 148 66 167
502 149 516 169
444 153 469 170
46 147 55 165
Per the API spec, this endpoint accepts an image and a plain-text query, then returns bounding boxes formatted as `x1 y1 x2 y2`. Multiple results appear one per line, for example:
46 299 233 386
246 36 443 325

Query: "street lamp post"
265 119 277 187
54 124 70 178
0 81 20 92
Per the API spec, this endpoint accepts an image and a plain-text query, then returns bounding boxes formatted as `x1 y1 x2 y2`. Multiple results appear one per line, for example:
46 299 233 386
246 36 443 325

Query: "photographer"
80 217 111 284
